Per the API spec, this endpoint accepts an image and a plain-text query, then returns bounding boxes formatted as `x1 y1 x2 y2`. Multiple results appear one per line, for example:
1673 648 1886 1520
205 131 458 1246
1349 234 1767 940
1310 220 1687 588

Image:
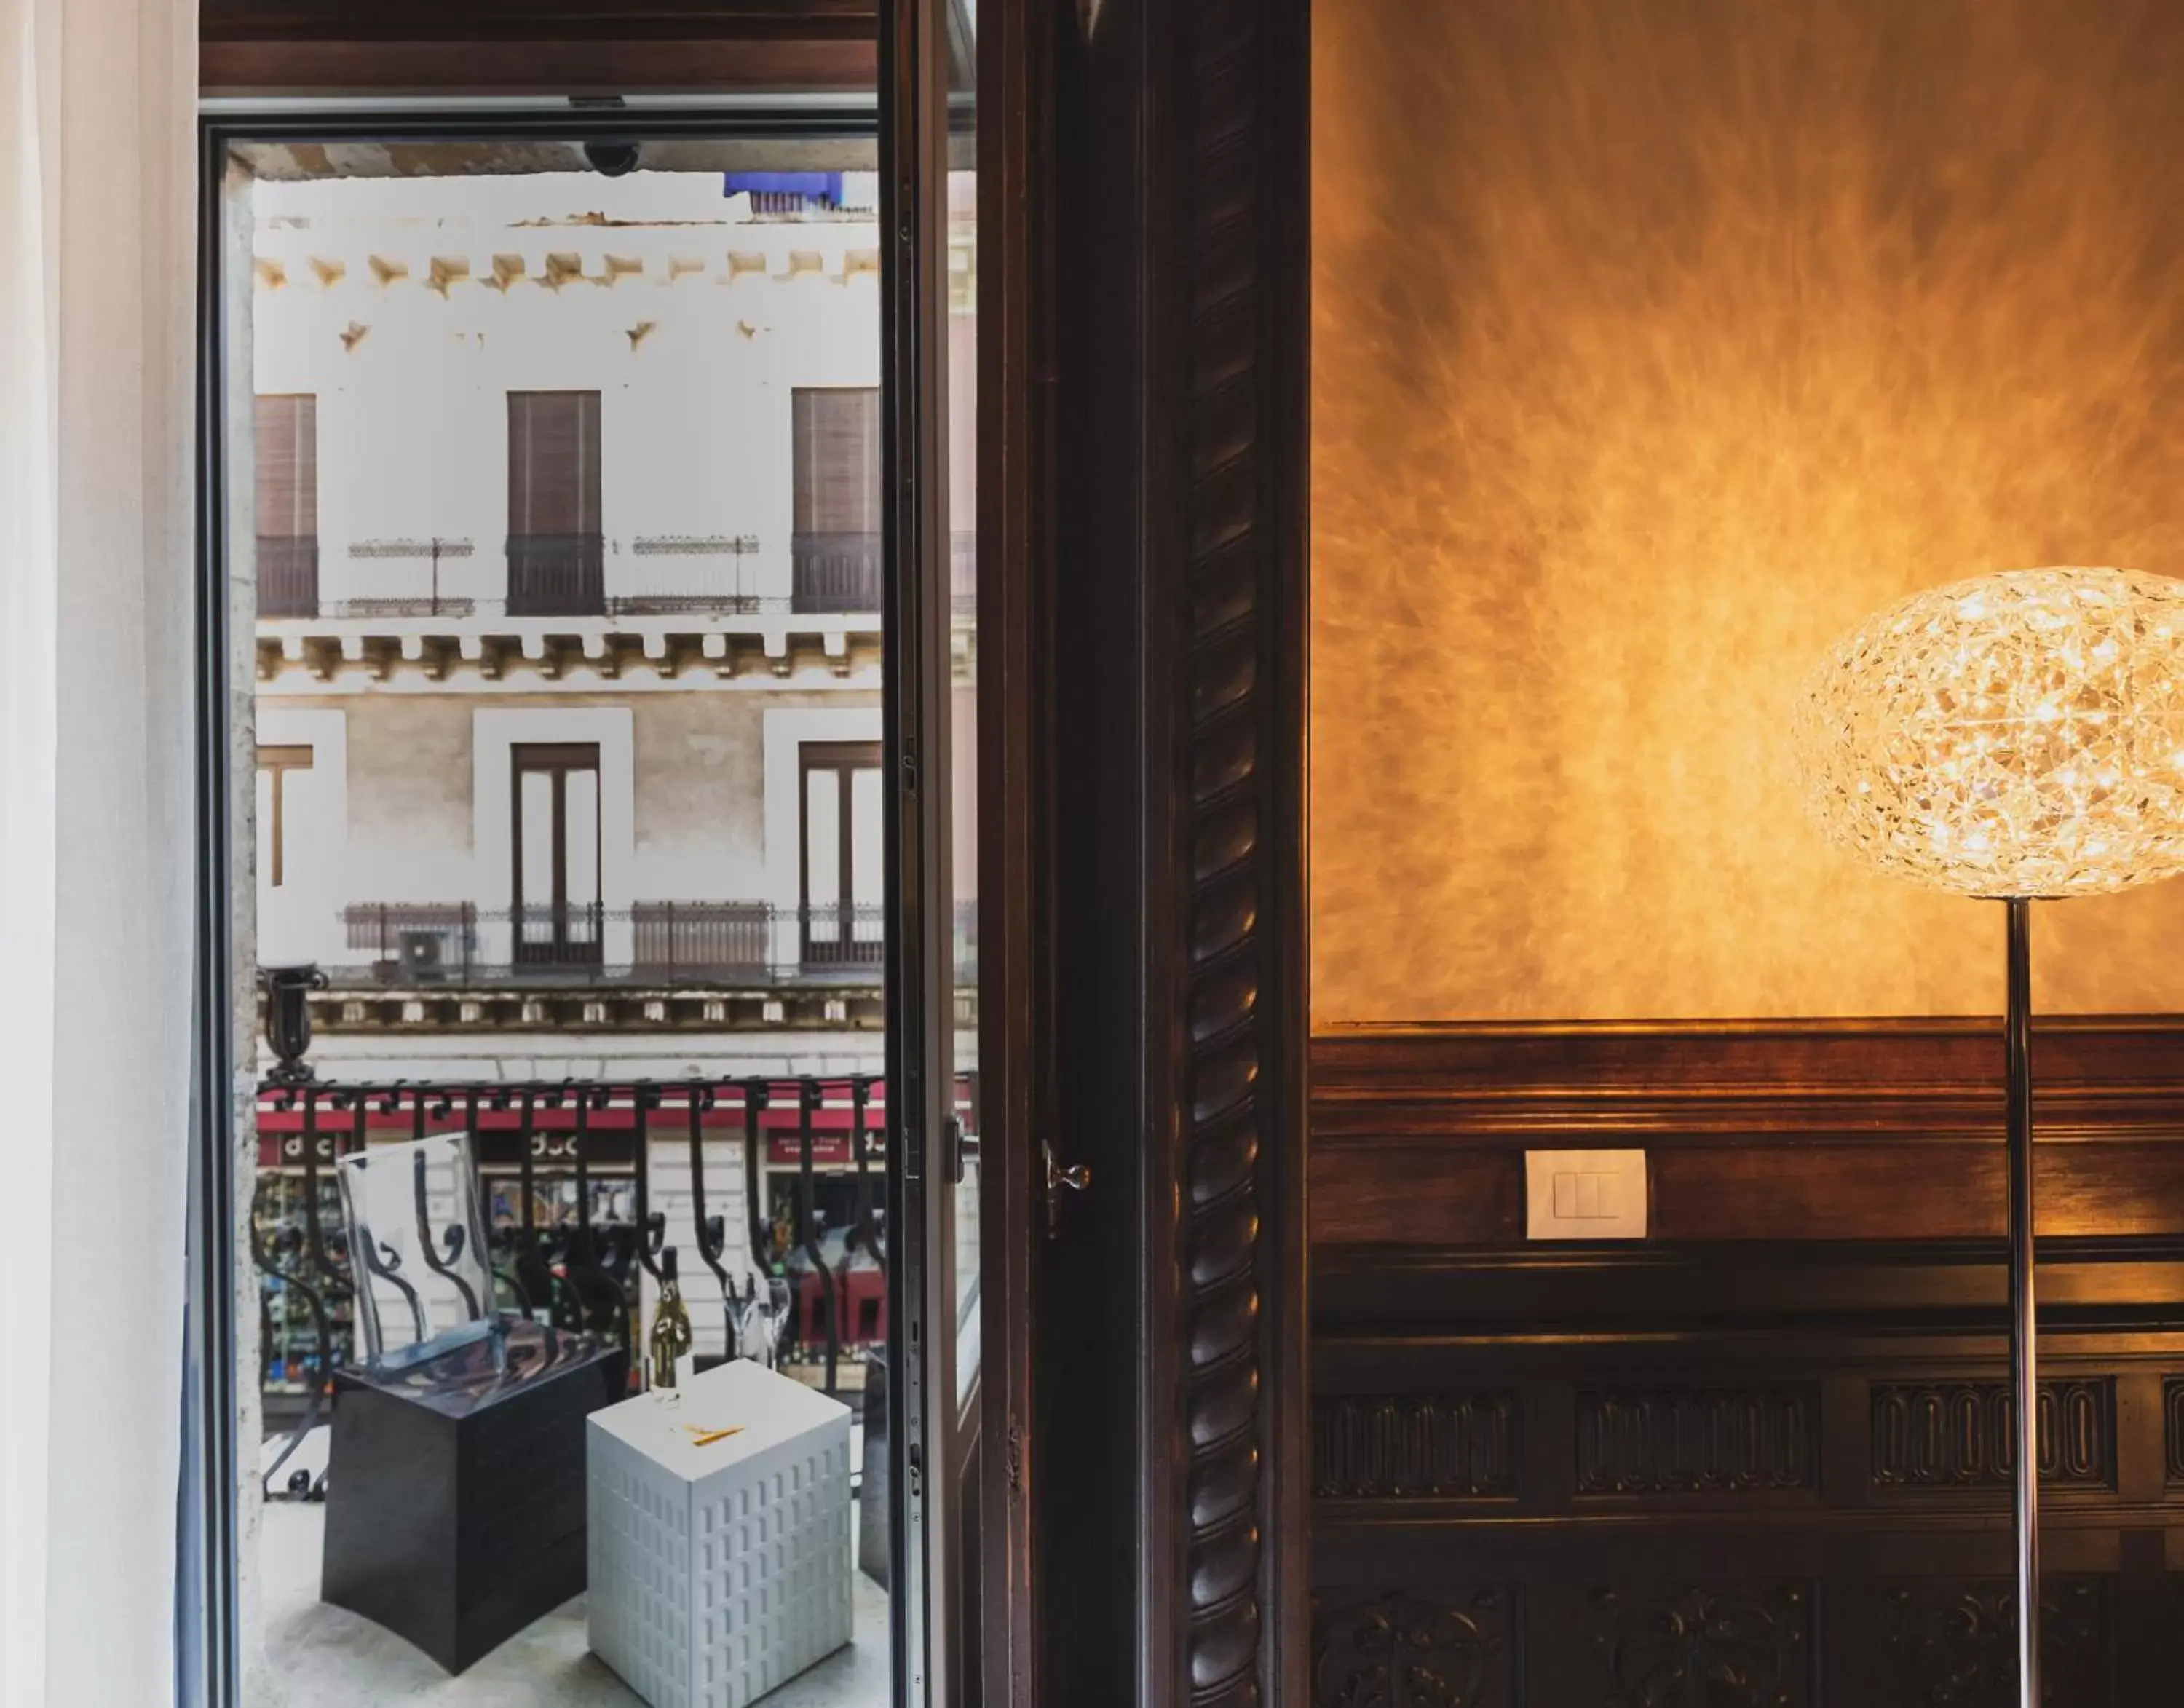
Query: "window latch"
1042 1139 1091 1240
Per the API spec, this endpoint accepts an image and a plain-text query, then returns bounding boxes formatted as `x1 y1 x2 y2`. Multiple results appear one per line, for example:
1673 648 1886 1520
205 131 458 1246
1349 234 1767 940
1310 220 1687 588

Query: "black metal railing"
800 901 886 968
250 1070 937 1464
513 901 603 969
791 532 882 612
632 901 774 978
331 898 978 987
506 532 606 616
258 537 320 618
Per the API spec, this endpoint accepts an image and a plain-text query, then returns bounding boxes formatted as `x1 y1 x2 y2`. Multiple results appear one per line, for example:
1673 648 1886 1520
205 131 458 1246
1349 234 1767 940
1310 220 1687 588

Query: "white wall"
250 171 885 615
256 708 347 967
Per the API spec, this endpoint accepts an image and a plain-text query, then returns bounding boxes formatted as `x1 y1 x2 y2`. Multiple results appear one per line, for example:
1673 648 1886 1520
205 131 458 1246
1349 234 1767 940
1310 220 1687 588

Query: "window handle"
1042 1140 1091 1240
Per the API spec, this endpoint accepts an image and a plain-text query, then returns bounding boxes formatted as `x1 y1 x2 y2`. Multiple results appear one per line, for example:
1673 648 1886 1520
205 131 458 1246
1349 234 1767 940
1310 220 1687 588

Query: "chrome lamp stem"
2003 894 2039 1707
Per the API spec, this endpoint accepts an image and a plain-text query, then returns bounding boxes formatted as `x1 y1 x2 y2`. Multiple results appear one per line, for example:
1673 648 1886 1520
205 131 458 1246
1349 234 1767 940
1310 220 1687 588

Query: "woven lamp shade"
1794 567 2184 899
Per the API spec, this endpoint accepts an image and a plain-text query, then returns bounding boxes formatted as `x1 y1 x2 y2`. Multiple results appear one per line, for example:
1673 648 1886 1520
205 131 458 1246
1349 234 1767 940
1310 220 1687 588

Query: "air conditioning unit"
400 930 446 981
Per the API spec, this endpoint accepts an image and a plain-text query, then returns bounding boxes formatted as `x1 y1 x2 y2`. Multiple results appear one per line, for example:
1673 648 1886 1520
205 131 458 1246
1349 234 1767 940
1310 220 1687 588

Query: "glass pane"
946 156 980 1404
518 768 554 940
851 767 884 907
807 766 843 908
230 131 903 1708
563 767 599 917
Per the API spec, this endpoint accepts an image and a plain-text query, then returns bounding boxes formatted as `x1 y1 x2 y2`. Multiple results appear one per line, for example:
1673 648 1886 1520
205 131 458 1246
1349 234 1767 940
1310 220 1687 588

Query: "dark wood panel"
1311 1589 1514 1708
1312 1142 1519 1247
199 0 875 91
1305 1570 2157 1708
201 0 876 42
1881 1578 2110 1708
200 36 876 92
1311 1022 2184 1249
1315 1020 2184 1123
1589 1583 1812 1708
1307 1021 2184 1705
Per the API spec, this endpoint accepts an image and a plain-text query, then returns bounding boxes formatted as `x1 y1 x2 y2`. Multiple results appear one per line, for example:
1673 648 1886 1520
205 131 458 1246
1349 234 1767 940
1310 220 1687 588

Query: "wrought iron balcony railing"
505 531 606 617
791 532 882 613
329 899 976 987
258 536 320 618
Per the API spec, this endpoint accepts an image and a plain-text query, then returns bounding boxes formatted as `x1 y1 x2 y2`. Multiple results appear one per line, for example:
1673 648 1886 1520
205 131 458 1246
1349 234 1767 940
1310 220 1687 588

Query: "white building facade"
246 167 978 1377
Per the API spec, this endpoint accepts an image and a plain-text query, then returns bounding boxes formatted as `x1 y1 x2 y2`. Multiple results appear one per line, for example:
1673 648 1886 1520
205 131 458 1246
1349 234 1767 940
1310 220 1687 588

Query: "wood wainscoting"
1309 1021 2184 1707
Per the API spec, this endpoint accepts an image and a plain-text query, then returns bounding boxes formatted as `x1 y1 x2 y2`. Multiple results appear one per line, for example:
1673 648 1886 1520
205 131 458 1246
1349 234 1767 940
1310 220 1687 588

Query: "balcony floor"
255 1433 890 1708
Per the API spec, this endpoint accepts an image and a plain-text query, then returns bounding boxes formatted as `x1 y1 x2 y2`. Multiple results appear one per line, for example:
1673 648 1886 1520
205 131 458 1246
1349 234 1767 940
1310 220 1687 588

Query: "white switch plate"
1525 1148 1648 1241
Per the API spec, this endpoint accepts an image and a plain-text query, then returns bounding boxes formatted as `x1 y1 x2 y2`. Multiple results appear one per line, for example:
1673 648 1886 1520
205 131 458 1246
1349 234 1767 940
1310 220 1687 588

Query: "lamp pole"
2003 896 2039 1705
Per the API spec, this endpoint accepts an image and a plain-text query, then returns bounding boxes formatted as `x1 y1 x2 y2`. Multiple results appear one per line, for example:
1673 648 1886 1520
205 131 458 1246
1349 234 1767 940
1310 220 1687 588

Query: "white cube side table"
587 1361 854 1708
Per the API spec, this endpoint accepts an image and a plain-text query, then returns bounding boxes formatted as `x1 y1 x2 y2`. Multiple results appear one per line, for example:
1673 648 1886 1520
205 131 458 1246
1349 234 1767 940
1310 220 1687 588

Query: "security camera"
584 141 641 178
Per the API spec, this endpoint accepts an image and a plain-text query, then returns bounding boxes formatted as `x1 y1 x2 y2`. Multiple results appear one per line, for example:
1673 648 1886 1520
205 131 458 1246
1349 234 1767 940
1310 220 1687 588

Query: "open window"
197 88 991 1708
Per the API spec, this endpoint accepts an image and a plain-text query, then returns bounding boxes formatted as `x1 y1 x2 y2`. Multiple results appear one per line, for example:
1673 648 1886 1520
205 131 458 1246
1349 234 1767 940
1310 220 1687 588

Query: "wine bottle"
649 1247 694 1392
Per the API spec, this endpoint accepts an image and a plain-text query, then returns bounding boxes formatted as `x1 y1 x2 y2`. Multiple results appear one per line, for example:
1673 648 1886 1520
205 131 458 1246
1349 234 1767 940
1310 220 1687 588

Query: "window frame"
509 740 603 963
186 108 898 1708
254 743 314 890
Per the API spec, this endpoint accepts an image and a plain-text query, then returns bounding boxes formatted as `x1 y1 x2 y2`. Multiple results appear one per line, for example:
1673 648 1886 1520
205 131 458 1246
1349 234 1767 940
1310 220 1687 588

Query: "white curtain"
0 0 197 1703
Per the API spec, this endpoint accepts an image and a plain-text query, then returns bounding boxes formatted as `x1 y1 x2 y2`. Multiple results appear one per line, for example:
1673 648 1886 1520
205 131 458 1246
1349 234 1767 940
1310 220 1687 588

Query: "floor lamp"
1795 566 2184 1707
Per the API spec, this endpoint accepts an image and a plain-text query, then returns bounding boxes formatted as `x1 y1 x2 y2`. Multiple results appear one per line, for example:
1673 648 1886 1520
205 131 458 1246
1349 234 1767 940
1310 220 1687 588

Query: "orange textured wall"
1312 0 2184 1022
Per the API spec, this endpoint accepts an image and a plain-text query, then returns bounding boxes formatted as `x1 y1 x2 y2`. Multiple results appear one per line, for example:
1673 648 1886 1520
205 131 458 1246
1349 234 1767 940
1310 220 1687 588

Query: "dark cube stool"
322 1317 627 1673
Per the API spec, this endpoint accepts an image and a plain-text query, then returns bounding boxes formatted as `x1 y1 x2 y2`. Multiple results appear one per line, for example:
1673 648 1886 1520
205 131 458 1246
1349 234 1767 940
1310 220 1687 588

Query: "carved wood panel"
1880 1579 2109 1708
1313 1395 1517 1499
1576 1387 1816 1497
1870 1380 2113 1490
1312 1590 1514 1708
1589 1584 1812 1708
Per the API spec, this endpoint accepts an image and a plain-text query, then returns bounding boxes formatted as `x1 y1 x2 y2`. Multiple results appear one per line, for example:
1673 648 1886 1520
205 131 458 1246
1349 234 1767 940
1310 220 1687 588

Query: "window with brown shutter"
791 387 882 611
791 387 882 534
254 395 319 617
506 391 604 613
255 395 317 538
507 391 602 536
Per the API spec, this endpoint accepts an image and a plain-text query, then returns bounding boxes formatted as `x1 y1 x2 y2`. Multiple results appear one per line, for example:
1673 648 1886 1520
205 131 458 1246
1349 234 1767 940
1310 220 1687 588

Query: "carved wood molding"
1311 1020 2184 1248
1576 1385 1818 1497
1882 1579 2109 1708
1313 1394 1517 1500
1311 1590 1512 1708
1172 0 1307 1701
1871 1380 2115 1490
1591 1584 1812 1708
1315 1019 2184 1140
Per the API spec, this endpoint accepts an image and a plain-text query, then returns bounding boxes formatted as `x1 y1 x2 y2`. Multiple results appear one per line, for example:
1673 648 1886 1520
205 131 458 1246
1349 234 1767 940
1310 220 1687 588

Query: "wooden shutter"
507 392 601 536
254 395 317 539
791 387 882 534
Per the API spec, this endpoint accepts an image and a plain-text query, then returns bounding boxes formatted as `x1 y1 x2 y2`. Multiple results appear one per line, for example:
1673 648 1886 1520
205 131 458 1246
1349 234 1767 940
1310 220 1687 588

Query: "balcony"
791 531 882 612
505 531 605 616
250 1066 927 1704
333 899 976 988
259 536 320 617
800 901 885 969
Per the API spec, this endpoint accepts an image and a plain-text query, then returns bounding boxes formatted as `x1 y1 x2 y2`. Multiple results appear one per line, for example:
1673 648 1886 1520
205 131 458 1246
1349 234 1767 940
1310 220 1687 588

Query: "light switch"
1525 1148 1647 1241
